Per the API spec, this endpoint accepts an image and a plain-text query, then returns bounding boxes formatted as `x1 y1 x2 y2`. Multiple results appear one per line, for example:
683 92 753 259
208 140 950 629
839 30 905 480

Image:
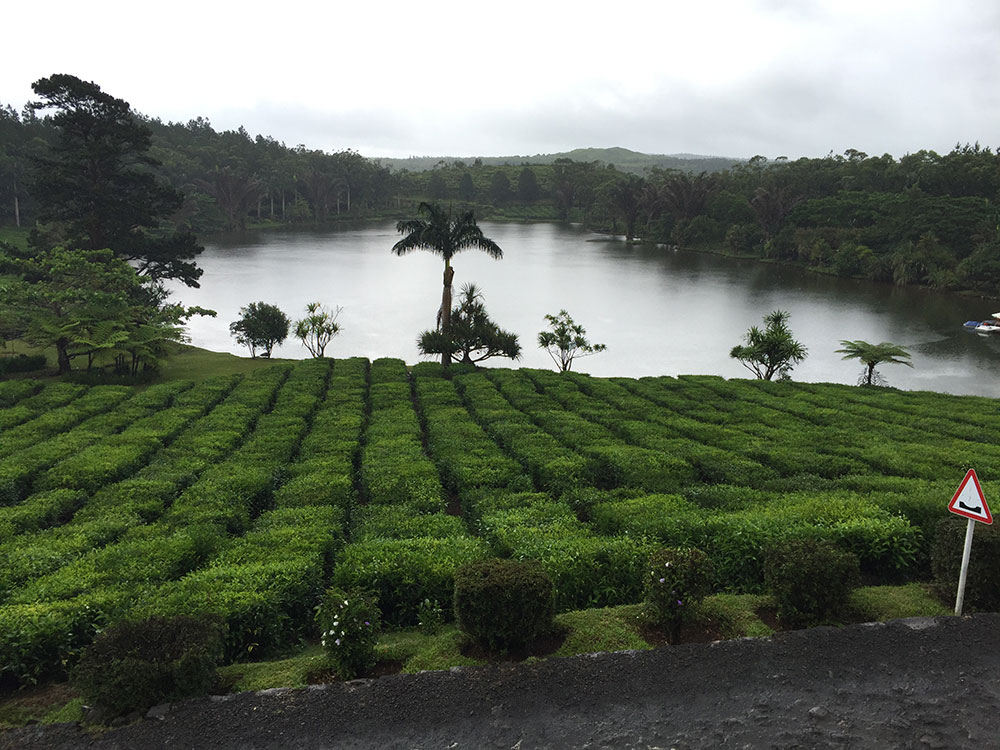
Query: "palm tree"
392 202 503 366
836 340 913 386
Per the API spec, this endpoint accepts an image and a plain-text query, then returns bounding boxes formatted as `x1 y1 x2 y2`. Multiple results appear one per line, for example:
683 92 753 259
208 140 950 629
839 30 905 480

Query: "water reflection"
168 220 1000 397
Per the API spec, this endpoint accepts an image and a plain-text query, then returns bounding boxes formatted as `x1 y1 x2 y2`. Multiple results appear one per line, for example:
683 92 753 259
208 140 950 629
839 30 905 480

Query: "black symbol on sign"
959 501 982 514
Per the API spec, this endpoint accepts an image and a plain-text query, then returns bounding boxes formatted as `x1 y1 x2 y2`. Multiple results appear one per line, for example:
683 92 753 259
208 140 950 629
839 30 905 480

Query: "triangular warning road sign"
948 469 993 524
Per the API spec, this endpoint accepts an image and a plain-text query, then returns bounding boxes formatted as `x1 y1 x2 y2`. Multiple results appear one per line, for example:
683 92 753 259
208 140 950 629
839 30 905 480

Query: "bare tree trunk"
347 185 351 212
56 341 71 375
441 260 454 367
13 194 19 227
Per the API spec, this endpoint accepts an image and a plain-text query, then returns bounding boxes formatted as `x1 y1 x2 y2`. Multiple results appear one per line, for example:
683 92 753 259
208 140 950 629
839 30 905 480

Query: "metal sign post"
954 518 976 616
947 469 993 616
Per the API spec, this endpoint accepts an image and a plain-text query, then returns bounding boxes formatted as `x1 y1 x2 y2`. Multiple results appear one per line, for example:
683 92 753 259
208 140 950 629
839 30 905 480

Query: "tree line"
3 73 1000 299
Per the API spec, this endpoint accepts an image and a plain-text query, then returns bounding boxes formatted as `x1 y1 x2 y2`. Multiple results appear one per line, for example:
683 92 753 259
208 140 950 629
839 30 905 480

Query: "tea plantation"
0 357 991 684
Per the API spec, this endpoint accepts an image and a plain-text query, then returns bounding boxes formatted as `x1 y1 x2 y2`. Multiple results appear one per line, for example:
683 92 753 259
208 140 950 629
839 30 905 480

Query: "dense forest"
2 85 1000 296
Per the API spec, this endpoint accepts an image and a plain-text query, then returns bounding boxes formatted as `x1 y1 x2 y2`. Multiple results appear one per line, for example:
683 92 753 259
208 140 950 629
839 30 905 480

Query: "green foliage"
27 74 203 287
510 534 655 611
417 283 521 364
836 340 913 386
316 587 381 680
1 245 197 375
931 519 1000 612
765 539 860 627
293 302 341 358
454 558 554 650
229 301 290 358
645 548 714 643
332 537 490 626
537 310 607 372
417 598 445 635
393 202 503 366
730 309 807 380
0 354 46 375
71 615 222 721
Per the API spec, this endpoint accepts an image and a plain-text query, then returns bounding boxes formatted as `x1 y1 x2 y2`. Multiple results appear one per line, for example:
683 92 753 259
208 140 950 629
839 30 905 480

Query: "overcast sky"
4 0 999 161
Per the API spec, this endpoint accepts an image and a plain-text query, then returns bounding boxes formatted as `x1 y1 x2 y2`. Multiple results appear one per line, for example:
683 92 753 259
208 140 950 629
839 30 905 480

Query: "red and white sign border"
948 468 993 525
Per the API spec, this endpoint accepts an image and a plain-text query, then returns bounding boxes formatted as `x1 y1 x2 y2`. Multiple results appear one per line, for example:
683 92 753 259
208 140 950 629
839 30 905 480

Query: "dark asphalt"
4 614 999 749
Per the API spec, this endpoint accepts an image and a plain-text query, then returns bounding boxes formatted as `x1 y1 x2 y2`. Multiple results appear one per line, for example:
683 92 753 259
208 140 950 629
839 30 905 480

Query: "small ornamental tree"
417 283 521 365
294 302 342 358
316 587 381 680
538 309 607 372
730 309 806 380
836 340 912 386
229 301 289 358
645 548 713 644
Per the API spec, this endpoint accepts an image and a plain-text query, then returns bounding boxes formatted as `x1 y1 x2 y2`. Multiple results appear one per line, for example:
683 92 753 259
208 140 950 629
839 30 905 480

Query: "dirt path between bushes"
4 614 999 750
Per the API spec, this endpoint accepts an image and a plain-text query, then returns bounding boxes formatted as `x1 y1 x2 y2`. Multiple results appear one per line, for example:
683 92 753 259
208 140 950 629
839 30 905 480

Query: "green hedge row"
0 369 285 603
0 381 197 505
0 382 87 432
414 375 532 497
590 490 923 591
0 379 41 408
454 372 586 494
361 361 445 512
0 364 324 681
332 536 490 626
0 385 132 458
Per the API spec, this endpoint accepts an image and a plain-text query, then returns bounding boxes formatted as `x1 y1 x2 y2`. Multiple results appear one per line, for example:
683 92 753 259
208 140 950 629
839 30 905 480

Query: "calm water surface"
168 220 1000 397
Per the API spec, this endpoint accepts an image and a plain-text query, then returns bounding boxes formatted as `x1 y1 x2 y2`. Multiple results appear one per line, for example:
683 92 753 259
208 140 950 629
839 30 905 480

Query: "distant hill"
373 147 745 174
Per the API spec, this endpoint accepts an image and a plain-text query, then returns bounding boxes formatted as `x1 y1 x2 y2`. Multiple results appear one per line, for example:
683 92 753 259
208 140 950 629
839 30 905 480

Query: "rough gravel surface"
4 614 999 749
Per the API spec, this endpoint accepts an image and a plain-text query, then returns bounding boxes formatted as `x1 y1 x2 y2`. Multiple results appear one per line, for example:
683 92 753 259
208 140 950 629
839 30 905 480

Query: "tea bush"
932 518 1000 612
332 536 490 625
72 615 223 720
765 539 860 627
454 558 554 650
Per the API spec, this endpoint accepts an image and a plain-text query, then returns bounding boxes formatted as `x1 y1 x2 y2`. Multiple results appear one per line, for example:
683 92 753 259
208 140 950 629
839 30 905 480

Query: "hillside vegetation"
0 358 990 686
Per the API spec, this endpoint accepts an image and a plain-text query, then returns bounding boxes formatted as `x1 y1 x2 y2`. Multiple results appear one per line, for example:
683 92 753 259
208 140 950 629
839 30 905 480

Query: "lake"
167 220 1000 397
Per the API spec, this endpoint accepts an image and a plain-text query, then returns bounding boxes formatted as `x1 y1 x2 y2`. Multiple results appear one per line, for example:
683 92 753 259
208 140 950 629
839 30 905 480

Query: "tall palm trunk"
441 259 454 366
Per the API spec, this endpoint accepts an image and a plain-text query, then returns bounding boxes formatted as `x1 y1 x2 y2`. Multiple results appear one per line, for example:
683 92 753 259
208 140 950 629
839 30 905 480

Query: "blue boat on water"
965 314 1000 332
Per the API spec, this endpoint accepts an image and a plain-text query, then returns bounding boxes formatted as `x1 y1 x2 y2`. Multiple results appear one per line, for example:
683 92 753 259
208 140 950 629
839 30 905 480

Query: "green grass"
153 343 297 383
0 339 291 385
216 645 327 692
0 227 30 249
377 626 486 673
848 583 951 621
696 593 776 639
553 604 652 656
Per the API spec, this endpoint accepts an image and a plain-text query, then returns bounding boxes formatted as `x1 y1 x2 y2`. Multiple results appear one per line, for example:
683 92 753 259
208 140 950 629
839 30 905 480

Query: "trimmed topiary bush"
645 547 714 643
71 615 223 721
765 539 860 627
454 558 554 651
315 586 381 680
932 518 1000 612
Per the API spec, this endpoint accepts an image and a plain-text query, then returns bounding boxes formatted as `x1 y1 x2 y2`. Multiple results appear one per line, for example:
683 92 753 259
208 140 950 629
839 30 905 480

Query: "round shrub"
71 615 223 721
454 558 554 651
932 518 1000 612
765 539 860 628
315 587 381 680
645 547 713 643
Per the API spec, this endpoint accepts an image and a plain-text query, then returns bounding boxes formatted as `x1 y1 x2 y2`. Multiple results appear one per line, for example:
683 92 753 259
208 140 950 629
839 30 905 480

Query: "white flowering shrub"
315 587 381 679
645 548 713 643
